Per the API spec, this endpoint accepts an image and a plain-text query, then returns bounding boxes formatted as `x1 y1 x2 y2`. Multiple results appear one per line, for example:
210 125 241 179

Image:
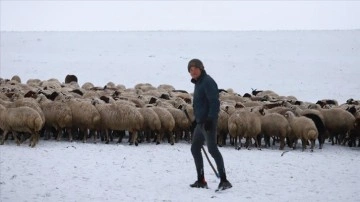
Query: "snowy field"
0 31 360 202
0 140 359 202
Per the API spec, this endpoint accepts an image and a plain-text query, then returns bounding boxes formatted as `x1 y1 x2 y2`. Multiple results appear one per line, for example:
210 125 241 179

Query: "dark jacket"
191 70 220 123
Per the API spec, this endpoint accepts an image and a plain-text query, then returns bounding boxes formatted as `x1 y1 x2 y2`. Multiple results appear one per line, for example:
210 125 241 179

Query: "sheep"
253 108 290 150
81 82 95 90
40 79 62 91
310 105 355 145
165 107 191 143
138 107 161 143
92 99 144 145
62 96 101 143
0 93 10 101
252 89 279 98
177 103 195 142
219 92 246 103
228 108 262 150
316 99 339 108
0 104 44 147
284 111 318 152
299 109 327 149
37 94 73 141
346 98 360 105
217 108 230 146
135 83 157 92
0 98 46 126
65 74 78 84
147 106 175 145
142 89 170 100
11 75 21 83
26 79 42 87
157 84 175 92
169 90 192 104
154 99 175 108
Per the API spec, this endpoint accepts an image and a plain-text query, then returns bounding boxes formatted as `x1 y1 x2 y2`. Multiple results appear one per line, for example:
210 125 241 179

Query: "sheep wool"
284 111 319 152
0 104 44 147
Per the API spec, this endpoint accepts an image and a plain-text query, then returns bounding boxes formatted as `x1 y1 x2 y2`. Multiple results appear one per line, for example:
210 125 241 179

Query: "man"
188 58 232 191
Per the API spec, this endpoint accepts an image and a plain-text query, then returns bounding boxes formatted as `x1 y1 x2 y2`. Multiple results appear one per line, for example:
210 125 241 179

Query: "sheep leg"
293 138 298 150
310 139 315 152
145 130 151 143
129 131 138 146
29 132 39 148
301 138 306 151
318 135 324 149
169 132 175 145
115 130 124 143
279 137 285 150
93 130 97 144
43 128 49 140
104 129 110 144
254 136 261 150
175 131 180 143
67 128 73 142
264 135 270 148
0 130 9 145
12 131 21 146
156 132 162 145
83 129 88 143
245 137 251 149
217 134 222 147
233 136 239 150
256 135 262 149
56 129 62 141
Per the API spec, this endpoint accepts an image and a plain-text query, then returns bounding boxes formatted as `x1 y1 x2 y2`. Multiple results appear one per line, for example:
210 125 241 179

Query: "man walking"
188 58 232 191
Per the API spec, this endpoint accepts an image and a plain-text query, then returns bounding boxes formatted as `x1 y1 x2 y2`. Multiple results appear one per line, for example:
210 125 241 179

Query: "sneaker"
217 180 232 191
190 179 208 188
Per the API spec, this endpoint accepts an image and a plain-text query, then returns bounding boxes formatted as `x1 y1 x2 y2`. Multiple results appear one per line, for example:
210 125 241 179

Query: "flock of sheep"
0 74 359 151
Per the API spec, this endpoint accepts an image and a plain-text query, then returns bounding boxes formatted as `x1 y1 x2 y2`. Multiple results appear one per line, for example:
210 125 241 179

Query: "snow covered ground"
0 140 359 202
0 31 360 202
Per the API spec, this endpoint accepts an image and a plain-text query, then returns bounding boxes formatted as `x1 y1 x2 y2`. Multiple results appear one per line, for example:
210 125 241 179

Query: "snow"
0 31 360 202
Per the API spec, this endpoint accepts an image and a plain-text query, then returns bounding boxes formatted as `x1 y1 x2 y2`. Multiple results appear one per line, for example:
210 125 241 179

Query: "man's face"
189 66 201 80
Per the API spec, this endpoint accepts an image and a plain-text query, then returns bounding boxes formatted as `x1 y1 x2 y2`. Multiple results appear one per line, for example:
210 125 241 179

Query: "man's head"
188 59 204 80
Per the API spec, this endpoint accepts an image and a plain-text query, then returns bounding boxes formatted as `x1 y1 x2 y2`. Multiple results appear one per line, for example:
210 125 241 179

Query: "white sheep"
138 107 161 143
92 99 144 145
217 108 230 146
309 105 355 145
258 109 290 150
284 111 318 152
166 107 191 143
228 108 262 150
37 94 73 141
0 104 44 147
147 106 175 145
62 96 101 143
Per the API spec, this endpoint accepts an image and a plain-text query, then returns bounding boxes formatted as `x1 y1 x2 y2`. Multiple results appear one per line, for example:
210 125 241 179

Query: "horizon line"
1 29 360 32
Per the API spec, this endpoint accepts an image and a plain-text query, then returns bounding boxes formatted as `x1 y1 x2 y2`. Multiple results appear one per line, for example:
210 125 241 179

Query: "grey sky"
1 1 360 31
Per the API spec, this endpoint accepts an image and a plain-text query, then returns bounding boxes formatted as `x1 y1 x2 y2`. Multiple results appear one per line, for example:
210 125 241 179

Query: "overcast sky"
1 1 360 31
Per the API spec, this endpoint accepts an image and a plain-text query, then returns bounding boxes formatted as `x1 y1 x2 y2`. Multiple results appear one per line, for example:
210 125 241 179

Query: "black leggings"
190 120 226 179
